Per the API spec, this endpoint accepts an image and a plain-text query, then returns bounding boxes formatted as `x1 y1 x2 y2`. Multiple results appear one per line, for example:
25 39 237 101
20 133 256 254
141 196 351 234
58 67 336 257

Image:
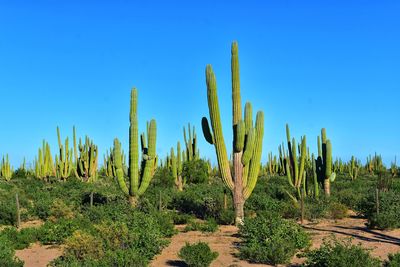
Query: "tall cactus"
316 128 335 196
170 142 184 191
0 154 13 181
349 156 359 180
113 88 157 207
285 124 307 200
201 42 264 224
73 128 98 183
56 127 73 180
183 123 199 161
34 140 56 180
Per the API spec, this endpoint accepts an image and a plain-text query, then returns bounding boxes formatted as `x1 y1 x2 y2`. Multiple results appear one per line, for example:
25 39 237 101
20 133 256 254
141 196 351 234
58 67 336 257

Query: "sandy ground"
151 215 400 267
13 215 400 267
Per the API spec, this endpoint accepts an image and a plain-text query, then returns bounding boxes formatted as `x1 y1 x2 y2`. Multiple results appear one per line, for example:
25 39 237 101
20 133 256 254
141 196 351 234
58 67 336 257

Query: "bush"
64 230 104 260
302 237 381 267
38 218 85 244
178 242 218 267
358 190 400 229
0 236 24 267
182 159 209 184
385 253 400 267
239 214 310 265
0 227 38 250
184 219 218 233
326 202 348 220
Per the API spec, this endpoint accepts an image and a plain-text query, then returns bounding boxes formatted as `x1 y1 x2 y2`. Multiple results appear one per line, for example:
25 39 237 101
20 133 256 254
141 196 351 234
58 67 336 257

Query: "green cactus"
73 127 98 183
201 42 264 224
56 127 73 180
170 142 184 191
104 146 126 178
391 157 398 178
34 140 56 180
113 88 157 207
285 124 307 200
349 156 359 180
316 128 335 196
0 154 13 181
183 123 199 161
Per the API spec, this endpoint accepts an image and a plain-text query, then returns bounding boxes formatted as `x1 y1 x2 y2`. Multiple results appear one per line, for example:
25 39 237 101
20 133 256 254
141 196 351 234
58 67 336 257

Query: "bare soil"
151 215 400 267
15 243 63 267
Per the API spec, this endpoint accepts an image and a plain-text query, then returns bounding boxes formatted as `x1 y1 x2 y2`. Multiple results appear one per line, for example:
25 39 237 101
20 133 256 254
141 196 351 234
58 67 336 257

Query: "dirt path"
151 216 400 267
15 243 63 267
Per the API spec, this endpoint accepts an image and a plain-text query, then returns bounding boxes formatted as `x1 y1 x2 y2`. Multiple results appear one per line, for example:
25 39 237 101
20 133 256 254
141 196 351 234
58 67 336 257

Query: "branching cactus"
201 42 264 224
73 127 98 182
316 128 335 196
113 88 157 207
0 154 13 181
56 127 73 180
285 124 307 200
183 123 199 161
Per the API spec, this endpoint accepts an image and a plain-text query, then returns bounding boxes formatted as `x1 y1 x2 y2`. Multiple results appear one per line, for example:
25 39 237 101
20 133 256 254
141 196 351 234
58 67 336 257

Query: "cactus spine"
201 42 264 224
0 154 13 181
113 88 157 207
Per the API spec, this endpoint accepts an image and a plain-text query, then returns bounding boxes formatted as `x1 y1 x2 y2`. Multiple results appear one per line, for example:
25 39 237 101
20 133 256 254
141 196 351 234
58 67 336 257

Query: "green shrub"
171 212 195 225
0 227 38 250
239 214 310 265
302 237 381 267
182 159 209 184
358 190 400 229
0 236 24 267
327 202 348 220
184 219 218 233
38 218 85 244
216 209 235 225
0 198 17 225
178 242 218 267
64 230 104 260
385 253 400 267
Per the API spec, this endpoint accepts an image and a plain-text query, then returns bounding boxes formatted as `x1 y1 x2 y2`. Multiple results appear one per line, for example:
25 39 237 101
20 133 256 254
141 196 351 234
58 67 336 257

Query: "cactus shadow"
166 260 187 267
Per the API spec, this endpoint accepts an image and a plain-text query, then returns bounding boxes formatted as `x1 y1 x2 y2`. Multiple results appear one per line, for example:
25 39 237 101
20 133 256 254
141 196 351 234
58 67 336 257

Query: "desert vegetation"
0 42 399 267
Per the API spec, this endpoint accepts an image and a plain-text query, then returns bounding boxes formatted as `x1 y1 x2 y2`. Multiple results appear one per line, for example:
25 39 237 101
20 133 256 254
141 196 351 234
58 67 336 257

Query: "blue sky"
0 1 399 168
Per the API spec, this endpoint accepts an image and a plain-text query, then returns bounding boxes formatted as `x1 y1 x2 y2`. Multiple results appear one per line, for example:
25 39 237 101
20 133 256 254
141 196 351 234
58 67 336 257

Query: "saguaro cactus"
349 156 359 180
170 142 184 191
202 42 264 224
73 127 98 182
34 140 56 180
113 88 157 207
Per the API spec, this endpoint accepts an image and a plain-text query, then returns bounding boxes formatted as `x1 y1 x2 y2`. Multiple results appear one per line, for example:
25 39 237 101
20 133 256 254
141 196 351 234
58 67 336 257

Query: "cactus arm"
114 138 129 196
201 117 214 144
243 111 264 200
206 65 234 190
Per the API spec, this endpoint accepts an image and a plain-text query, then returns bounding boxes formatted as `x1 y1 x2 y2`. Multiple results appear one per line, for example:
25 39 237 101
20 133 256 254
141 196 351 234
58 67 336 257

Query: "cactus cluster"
113 88 157 206
349 156 359 180
104 146 126 178
202 42 264 224
56 127 73 180
0 154 13 181
74 128 98 183
34 140 56 180
183 124 199 161
169 142 184 191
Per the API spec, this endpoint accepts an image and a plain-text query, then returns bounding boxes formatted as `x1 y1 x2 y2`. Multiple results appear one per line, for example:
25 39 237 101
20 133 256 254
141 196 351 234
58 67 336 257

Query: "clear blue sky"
0 1 399 168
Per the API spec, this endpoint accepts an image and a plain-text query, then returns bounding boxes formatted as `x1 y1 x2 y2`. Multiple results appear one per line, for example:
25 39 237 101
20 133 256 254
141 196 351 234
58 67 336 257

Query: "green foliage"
239 214 310 265
385 253 400 267
358 190 400 229
152 165 175 187
0 236 24 267
178 242 219 267
0 227 39 250
184 219 219 233
302 237 381 267
38 218 87 245
182 158 209 184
